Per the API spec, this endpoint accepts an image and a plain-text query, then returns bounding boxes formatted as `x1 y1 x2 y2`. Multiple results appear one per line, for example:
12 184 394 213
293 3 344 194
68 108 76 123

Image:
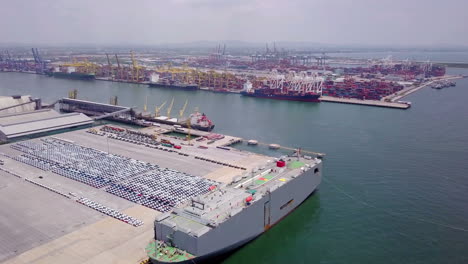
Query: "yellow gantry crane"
130 51 138 82
154 101 167 117
61 58 98 74
130 51 144 82
178 99 188 120
166 97 175 118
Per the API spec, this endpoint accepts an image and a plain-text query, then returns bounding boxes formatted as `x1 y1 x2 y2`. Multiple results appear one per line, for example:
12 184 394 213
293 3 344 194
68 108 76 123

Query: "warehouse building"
0 109 93 142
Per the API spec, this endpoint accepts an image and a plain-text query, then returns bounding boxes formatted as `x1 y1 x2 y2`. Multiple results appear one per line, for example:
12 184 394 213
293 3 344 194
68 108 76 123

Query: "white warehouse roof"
0 109 93 142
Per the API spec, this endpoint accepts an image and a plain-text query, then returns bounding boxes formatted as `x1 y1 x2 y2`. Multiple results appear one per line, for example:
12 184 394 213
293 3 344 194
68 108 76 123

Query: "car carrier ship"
146 151 323 263
241 71 323 102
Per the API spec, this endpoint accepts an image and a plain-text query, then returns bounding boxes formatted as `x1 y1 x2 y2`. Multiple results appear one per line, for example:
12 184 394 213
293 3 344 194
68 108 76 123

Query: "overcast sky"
1 0 467 46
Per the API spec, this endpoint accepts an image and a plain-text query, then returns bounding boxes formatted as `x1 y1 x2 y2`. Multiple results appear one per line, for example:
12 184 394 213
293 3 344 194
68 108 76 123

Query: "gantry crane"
130 51 138 82
130 51 144 82
115 54 121 79
61 58 98 74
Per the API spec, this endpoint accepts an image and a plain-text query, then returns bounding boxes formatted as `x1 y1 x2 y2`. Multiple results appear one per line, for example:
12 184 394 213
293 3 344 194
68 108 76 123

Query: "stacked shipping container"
323 78 404 100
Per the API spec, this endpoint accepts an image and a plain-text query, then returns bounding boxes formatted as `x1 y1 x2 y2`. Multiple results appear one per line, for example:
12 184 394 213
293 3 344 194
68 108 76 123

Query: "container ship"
147 152 322 263
50 71 96 80
47 66 95 80
241 89 321 102
149 73 198 91
241 72 323 102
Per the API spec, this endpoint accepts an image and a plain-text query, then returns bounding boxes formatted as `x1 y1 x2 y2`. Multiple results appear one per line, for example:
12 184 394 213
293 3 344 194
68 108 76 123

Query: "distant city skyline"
1 0 467 47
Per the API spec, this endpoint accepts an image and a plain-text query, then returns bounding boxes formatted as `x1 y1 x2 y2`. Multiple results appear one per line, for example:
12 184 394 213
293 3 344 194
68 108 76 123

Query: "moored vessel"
146 153 322 263
189 110 215 131
49 71 95 80
241 71 323 102
241 89 321 102
148 73 198 91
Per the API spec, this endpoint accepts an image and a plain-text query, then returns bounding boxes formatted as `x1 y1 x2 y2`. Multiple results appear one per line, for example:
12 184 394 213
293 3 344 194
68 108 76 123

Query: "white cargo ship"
147 153 322 263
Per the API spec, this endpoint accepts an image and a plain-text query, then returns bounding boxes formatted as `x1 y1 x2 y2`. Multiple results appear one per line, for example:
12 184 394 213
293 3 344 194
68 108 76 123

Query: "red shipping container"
277 160 286 167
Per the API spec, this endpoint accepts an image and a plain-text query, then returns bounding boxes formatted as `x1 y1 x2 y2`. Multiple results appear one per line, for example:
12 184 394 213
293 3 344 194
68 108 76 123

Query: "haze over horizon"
2 0 467 47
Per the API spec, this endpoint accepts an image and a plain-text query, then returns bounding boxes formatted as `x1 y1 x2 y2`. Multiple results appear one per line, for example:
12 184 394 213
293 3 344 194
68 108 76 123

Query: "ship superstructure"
189 110 215 131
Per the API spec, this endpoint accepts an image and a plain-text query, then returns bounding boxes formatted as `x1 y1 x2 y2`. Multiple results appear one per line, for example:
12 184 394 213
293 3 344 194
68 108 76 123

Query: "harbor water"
1 68 467 264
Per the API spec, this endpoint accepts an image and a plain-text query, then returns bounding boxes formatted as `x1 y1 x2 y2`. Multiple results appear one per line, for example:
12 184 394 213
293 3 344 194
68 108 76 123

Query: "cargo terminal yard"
1 46 466 264
0 119 313 263
1 46 466 110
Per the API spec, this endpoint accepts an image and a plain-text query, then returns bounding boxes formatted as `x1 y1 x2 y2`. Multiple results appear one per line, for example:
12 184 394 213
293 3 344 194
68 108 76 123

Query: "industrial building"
0 109 93 142
0 96 93 143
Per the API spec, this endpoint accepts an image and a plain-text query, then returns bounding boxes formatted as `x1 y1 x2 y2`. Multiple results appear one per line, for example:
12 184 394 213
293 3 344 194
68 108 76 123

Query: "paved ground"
0 171 105 263
2 205 159 264
321 96 410 109
0 126 273 263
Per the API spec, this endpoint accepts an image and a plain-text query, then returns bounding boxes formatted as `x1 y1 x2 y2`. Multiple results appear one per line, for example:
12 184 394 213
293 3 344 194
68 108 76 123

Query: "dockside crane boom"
35 48 42 62
166 97 175 118
179 99 188 119
115 54 121 68
154 101 167 117
31 48 38 63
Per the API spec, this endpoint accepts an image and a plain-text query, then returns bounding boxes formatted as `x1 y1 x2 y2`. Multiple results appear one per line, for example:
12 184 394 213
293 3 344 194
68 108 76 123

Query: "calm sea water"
0 66 467 264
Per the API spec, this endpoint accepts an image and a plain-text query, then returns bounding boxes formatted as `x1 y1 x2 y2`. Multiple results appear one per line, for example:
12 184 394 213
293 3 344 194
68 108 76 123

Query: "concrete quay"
386 75 465 102
320 96 410 109
322 75 466 110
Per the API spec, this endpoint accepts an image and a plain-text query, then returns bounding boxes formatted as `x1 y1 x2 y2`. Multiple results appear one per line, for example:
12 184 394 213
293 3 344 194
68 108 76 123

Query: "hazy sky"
2 0 467 46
